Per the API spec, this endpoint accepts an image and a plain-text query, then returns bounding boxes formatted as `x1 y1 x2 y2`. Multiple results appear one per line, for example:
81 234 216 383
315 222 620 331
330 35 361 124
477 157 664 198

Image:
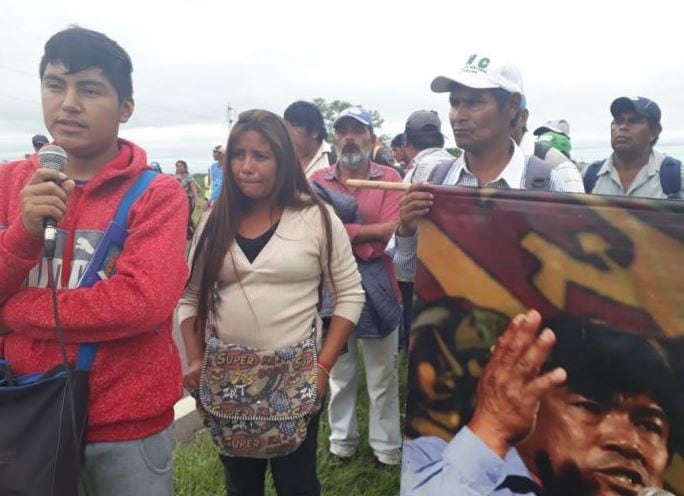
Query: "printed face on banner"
519 388 670 493
405 188 684 494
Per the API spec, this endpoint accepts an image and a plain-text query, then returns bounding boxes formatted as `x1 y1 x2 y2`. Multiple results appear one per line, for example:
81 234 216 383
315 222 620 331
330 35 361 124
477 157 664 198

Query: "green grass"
174 349 408 496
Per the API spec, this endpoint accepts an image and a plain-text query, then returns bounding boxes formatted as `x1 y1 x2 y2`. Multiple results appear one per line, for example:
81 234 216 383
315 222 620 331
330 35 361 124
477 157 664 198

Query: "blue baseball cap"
333 106 373 128
610 96 661 124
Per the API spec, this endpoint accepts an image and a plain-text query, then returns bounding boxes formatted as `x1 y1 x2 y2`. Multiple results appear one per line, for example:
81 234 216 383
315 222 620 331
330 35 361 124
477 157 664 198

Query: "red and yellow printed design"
406 186 684 492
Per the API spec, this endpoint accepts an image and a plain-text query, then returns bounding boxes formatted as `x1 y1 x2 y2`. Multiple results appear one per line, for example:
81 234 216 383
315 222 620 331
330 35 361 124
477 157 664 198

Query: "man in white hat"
513 114 583 192
392 54 568 283
534 119 570 138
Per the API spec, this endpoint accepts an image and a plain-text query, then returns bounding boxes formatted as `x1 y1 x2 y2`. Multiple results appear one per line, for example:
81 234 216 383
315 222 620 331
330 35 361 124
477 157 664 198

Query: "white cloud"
2 0 683 169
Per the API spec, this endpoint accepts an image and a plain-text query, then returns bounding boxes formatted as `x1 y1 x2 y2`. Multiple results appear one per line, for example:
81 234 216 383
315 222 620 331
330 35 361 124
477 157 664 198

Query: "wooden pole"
345 179 410 191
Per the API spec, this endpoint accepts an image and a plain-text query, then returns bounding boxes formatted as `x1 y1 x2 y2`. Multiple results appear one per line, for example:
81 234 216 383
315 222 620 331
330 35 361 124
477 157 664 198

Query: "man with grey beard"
310 106 404 468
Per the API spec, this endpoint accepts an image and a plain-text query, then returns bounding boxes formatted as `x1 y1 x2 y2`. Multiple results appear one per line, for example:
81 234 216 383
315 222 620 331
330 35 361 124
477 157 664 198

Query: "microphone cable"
46 252 83 493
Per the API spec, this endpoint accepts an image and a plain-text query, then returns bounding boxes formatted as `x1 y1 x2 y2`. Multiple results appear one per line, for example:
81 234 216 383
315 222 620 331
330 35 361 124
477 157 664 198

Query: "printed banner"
405 186 684 493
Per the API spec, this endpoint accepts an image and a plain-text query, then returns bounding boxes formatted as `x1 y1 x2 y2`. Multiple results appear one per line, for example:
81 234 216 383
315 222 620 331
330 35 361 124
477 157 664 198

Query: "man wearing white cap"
532 119 574 160
534 123 573 156
513 114 584 192
534 119 570 138
393 54 568 283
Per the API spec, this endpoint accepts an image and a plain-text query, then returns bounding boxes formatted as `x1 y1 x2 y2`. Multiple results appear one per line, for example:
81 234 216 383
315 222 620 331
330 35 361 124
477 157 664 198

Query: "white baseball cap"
534 119 571 137
431 54 524 96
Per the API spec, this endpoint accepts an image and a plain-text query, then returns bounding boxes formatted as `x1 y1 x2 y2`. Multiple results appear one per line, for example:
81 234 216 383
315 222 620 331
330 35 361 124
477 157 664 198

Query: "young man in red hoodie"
0 27 188 494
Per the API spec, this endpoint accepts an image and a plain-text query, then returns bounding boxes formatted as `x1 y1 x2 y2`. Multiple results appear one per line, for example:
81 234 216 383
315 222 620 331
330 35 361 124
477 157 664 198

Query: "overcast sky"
2 0 683 173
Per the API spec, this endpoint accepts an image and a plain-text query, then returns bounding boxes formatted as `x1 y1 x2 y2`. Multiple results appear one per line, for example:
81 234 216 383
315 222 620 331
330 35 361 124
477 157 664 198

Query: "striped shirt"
390 141 567 282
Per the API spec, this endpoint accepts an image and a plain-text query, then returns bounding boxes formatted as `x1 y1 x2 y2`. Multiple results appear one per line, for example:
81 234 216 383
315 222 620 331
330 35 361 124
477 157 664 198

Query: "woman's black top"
235 222 279 263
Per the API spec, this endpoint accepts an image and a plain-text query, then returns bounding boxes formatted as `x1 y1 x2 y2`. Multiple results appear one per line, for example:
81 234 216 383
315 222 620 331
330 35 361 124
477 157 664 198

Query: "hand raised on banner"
468 310 567 458
397 183 434 236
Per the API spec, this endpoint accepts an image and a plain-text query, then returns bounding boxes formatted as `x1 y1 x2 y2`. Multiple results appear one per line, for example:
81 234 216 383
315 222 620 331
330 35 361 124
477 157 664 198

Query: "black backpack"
534 141 552 161
583 156 682 199
427 156 554 191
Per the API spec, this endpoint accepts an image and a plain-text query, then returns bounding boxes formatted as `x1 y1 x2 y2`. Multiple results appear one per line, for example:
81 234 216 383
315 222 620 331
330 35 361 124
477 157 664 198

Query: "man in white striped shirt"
391 54 567 283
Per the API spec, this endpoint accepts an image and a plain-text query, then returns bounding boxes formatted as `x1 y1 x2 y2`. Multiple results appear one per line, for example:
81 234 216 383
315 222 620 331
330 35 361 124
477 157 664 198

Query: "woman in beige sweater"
177 109 364 496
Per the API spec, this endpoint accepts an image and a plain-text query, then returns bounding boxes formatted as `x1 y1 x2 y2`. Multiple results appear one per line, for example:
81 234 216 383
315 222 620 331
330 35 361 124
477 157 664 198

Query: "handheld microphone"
638 488 675 496
37 144 67 258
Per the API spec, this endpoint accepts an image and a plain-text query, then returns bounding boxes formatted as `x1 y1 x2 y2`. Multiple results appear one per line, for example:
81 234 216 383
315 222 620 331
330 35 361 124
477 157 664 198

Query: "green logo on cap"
466 54 490 70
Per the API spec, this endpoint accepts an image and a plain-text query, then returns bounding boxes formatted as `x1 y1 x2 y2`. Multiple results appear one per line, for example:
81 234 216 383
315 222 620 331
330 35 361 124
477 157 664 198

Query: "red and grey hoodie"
0 139 188 443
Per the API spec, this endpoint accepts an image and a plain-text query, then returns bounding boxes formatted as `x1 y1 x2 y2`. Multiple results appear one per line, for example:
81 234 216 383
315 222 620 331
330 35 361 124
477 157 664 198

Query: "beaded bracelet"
318 359 332 378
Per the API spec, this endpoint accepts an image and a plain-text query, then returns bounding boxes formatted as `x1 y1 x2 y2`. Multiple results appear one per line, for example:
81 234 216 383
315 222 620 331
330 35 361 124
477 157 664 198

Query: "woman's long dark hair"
190 109 336 333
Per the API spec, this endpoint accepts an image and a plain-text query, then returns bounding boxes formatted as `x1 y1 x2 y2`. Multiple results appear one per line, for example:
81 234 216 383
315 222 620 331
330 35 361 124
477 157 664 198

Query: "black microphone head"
38 144 67 172
638 488 675 496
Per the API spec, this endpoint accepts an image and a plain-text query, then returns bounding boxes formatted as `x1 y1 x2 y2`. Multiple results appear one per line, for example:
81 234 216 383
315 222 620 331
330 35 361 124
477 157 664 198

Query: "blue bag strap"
76 344 98 371
659 156 681 198
77 170 158 371
583 160 604 193
113 169 158 229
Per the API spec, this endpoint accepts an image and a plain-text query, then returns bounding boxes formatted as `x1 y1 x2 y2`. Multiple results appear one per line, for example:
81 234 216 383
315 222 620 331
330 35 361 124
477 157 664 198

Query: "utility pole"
226 103 234 129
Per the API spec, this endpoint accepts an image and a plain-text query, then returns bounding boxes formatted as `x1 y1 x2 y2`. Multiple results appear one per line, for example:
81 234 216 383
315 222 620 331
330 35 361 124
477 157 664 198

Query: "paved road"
172 313 190 389
171 312 203 440
171 243 203 439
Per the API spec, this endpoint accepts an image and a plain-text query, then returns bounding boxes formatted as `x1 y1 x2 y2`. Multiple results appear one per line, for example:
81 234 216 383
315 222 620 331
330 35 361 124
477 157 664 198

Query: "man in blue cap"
583 97 682 199
310 106 404 468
